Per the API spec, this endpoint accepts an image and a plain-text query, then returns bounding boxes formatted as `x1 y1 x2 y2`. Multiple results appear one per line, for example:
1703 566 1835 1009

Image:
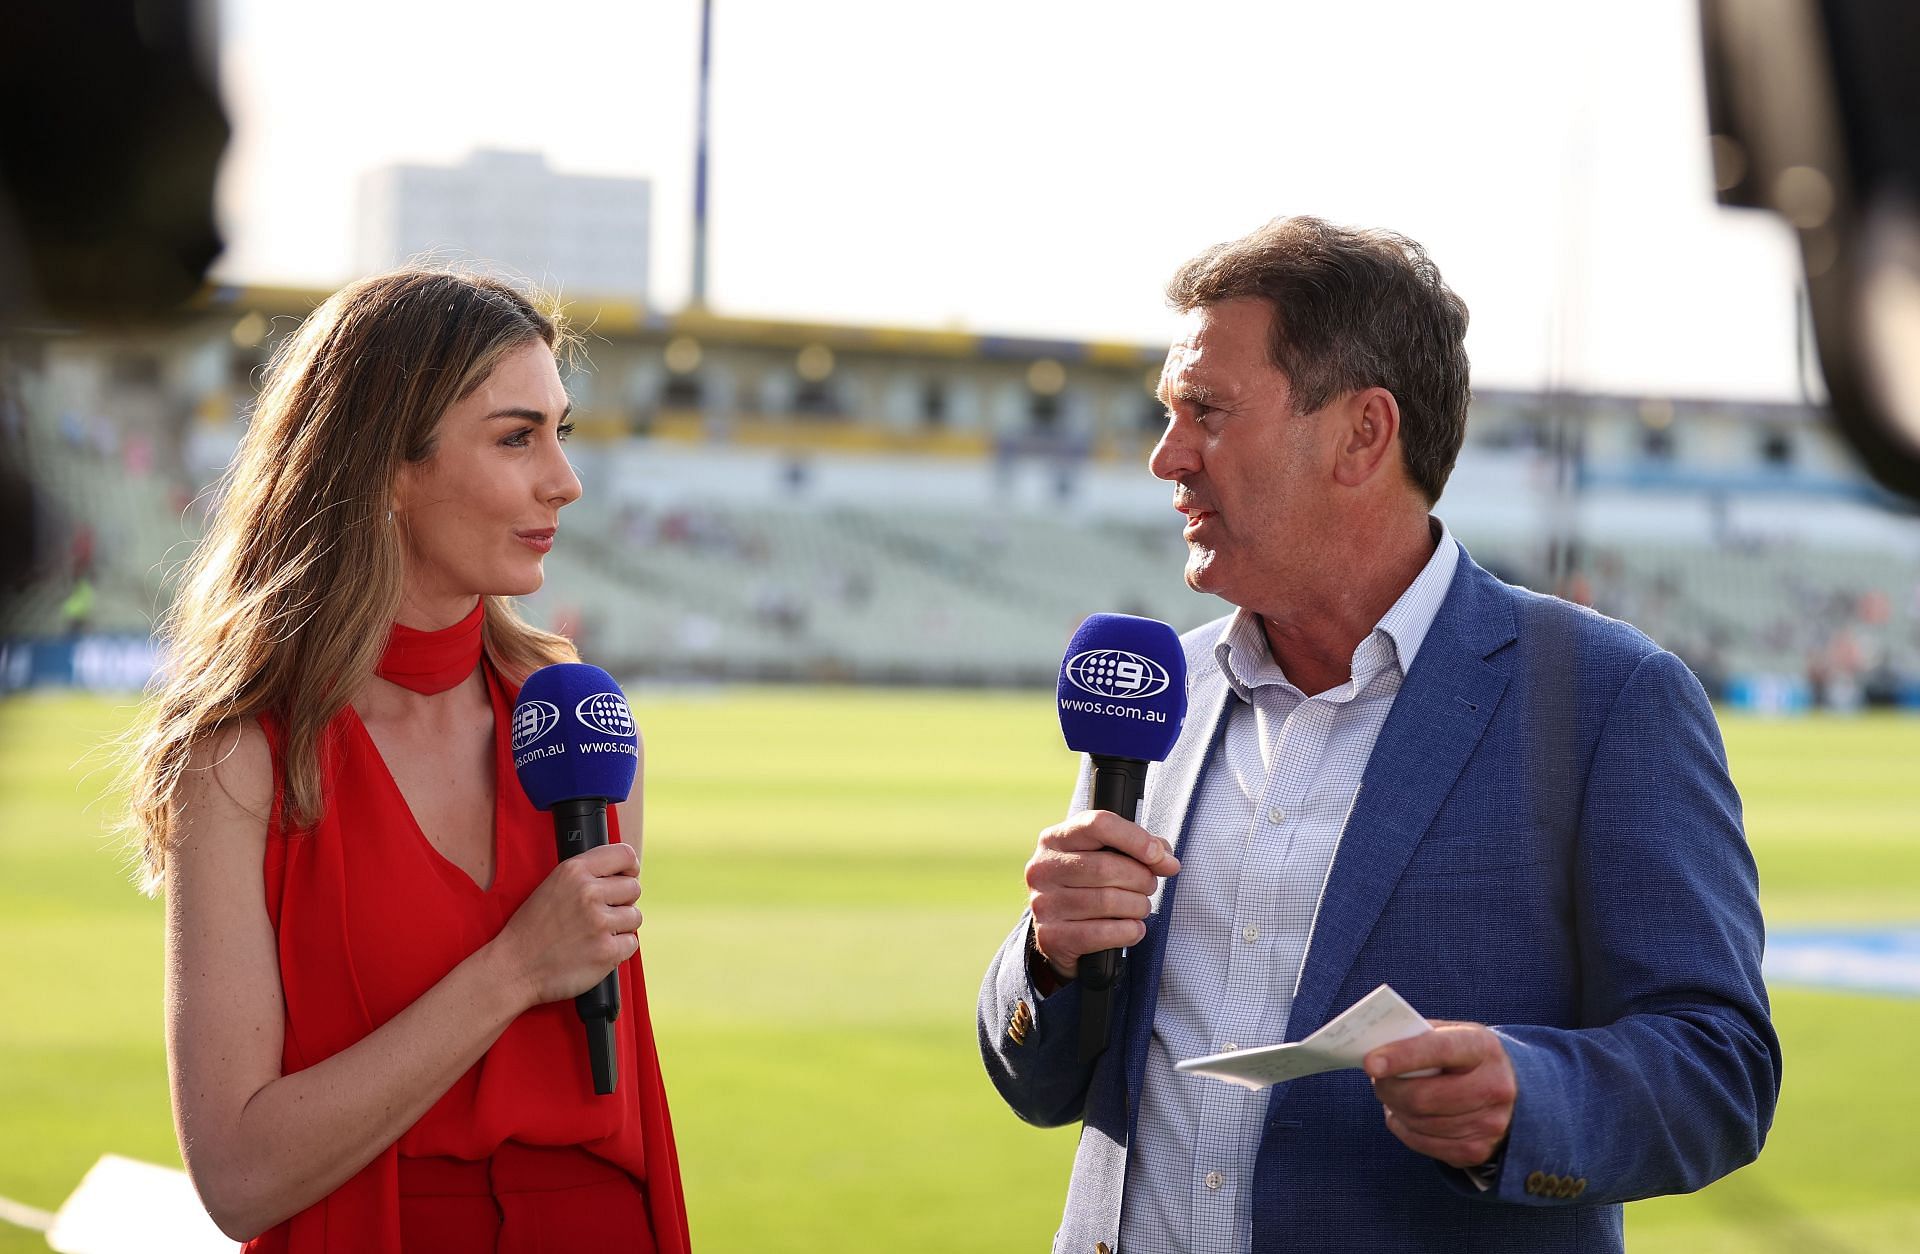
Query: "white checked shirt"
1117 523 1459 1254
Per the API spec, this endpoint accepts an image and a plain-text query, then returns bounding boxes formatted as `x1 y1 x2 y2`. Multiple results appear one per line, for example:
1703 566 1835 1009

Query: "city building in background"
353 149 651 300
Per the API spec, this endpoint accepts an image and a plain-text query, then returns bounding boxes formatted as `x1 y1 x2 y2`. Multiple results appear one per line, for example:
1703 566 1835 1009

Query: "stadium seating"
13 417 1920 702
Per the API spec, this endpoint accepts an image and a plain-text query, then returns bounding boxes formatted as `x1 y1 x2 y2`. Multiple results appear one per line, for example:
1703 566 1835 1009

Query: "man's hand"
1364 1021 1517 1169
1025 810 1181 981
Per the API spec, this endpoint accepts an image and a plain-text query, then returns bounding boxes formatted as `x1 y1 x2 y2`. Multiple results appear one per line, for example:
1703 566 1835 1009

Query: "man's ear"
1333 388 1402 488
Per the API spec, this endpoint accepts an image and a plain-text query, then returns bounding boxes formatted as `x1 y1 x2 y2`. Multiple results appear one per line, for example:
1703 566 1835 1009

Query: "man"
977 217 1780 1253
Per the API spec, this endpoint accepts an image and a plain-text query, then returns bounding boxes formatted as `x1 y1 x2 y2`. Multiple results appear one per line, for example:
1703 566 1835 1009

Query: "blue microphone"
1056 613 1188 1063
512 663 639 1095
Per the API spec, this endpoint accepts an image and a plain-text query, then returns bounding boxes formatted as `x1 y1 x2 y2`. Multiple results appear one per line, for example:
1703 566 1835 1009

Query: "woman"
123 271 690 1253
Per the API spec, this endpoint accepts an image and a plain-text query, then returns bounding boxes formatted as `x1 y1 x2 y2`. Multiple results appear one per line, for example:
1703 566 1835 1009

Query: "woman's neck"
392 593 484 632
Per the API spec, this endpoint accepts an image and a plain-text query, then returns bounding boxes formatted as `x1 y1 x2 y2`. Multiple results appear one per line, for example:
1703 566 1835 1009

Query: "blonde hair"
124 269 580 891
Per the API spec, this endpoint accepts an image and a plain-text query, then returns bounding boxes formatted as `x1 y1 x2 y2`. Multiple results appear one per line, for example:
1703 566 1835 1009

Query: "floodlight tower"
690 0 713 309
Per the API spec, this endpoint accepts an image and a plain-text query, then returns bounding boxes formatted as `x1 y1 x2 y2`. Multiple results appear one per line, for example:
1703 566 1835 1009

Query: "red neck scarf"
377 602 484 694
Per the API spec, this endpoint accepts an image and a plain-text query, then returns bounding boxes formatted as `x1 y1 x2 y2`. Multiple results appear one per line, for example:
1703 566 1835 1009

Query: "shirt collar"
1212 518 1460 701
1377 517 1459 675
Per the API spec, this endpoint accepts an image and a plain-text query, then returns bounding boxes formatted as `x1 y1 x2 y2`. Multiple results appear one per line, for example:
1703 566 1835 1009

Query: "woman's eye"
502 421 572 448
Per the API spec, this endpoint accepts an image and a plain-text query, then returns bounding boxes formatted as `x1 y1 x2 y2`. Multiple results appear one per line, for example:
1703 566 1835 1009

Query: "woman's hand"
491 841 642 1008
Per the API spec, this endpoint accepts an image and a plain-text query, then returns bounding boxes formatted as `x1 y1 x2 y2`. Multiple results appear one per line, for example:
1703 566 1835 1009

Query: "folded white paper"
1174 983 1435 1091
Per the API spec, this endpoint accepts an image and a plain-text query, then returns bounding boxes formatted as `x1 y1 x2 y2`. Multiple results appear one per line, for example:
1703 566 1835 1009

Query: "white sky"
215 0 1815 401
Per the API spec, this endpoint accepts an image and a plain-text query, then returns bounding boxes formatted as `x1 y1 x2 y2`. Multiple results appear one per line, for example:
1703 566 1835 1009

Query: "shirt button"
1224 1042 1239 1052
1205 1170 1224 1190
1266 805 1285 824
1241 924 1259 944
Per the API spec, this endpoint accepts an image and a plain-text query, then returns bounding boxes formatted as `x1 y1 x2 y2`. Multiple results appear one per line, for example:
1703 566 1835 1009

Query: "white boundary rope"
0 1192 55 1232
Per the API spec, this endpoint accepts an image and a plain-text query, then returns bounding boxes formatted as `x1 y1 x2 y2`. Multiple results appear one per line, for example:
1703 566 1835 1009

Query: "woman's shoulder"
178 718 276 838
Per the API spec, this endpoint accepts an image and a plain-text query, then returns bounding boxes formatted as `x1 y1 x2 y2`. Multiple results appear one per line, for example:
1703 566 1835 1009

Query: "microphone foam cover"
1057 613 1188 761
511 663 639 809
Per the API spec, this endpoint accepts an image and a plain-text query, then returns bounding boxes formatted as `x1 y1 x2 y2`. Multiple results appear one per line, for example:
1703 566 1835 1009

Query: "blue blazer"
979 553 1781 1253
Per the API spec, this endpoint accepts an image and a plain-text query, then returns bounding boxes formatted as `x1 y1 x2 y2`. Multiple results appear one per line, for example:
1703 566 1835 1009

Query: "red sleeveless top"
246 606 690 1253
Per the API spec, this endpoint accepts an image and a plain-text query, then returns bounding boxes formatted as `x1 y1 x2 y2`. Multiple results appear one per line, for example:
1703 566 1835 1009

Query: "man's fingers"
1022 812 1177 977
1367 1023 1516 1169
1042 812 1181 875
1371 1071 1506 1119
1382 1090 1512 1136
1382 1110 1506 1169
1034 885 1154 923
1033 918 1148 968
1029 847 1160 896
1382 1106 1506 1143
1365 1023 1498 1078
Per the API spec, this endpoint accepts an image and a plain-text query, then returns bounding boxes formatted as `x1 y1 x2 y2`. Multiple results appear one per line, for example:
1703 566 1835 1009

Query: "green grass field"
2 691 1917 1251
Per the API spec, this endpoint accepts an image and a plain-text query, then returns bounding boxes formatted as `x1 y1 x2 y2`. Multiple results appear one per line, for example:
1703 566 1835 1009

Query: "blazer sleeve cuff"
992 917 1083 1034
1472 1027 1594 1206
978 916 1090 1127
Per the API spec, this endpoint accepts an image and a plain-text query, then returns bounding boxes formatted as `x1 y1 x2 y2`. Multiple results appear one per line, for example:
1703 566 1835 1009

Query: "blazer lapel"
1144 655 1234 904
1282 560 1517 1041
1123 647 1236 1125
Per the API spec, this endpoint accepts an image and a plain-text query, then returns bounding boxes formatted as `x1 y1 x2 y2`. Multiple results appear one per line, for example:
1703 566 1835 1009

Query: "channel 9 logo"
1064 648 1172 700
575 692 635 738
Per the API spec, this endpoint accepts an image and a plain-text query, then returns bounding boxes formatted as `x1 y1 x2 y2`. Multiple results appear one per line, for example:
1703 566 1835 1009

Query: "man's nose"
1149 415 1197 482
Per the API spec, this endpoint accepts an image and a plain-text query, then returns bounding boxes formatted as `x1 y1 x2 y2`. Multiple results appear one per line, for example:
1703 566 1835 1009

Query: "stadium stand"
13 396 1920 707
7 289 1920 708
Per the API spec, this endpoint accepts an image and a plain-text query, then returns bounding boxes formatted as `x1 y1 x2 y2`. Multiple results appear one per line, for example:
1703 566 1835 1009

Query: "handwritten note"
1174 984 1435 1091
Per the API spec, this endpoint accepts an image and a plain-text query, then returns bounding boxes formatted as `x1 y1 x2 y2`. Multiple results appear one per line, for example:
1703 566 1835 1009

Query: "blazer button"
1095 1244 1111 1254
1525 1170 1545 1196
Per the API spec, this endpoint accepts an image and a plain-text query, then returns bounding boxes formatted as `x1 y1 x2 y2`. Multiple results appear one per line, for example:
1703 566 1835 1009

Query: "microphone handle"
1079 754 1151 1065
552 796 622 1095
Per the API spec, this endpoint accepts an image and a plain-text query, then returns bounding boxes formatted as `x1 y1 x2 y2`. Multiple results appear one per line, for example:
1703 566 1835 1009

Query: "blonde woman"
125 271 688 1253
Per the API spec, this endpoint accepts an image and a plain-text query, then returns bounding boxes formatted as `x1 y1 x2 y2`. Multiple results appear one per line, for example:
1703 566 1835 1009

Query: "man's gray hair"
1166 216 1472 504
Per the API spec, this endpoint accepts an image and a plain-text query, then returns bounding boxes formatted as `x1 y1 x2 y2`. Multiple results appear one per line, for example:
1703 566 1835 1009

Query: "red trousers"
397 1143 656 1254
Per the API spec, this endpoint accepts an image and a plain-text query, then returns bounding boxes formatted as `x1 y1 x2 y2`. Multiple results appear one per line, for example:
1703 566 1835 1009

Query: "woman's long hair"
124 269 580 892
